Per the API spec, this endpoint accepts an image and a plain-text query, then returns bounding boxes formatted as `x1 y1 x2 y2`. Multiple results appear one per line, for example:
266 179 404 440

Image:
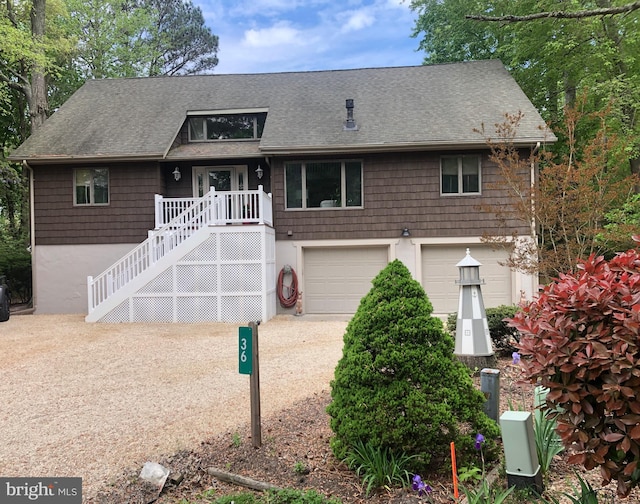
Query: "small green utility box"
499 411 544 493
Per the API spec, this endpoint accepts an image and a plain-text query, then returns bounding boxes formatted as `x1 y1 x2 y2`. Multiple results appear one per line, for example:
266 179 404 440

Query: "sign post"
239 322 261 448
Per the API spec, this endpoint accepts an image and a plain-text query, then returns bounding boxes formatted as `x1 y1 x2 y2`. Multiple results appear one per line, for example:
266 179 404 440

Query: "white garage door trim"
303 246 389 314
421 245 512 316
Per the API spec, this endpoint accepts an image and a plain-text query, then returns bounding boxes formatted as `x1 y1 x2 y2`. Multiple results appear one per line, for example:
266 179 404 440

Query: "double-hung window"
74 168 109 205
441 155 481 195
285 161 363 209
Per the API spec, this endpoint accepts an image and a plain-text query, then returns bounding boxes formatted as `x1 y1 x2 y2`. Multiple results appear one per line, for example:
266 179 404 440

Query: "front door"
193 165 247 197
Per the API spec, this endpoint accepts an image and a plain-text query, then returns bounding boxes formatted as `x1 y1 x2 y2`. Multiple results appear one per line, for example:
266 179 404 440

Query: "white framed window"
74 168 109 205
285 160 363 210
441 155 481 195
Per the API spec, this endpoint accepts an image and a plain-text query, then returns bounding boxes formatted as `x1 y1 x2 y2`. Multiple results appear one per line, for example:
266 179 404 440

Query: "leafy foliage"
447 305 520 355
343 440 415 496
598 193 640 255
409 0 640 142
476 102 637 280
410 0 640 250
459 479 515 504
533 406 564 477
327 260 500 473
65 0 218 79
510 246 640 496
0 238 31 303
558 472 601 504
208 489 342 504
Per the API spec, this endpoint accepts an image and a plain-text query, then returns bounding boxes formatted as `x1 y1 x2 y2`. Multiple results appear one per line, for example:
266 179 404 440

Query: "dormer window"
188 111 267 141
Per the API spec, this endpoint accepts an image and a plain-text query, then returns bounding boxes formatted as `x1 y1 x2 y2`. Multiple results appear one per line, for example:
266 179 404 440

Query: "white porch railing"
155 185 273 228
88 186 273 314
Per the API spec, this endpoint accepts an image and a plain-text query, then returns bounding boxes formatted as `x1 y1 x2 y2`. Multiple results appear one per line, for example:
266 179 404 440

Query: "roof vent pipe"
344 99 358 131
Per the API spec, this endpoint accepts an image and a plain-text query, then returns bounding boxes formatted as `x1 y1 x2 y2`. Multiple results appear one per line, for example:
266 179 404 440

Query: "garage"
304 246 389 313
421 245 512 316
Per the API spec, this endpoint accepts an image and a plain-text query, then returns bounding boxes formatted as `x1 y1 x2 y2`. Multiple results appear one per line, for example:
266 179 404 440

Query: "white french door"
193 165 248 197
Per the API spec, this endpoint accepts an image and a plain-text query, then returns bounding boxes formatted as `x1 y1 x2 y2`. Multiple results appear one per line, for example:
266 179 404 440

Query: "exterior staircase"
86 187 276 323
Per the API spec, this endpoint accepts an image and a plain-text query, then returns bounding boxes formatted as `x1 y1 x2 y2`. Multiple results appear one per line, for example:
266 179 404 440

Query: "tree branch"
466 1 640 22
206 468 280 492
0 67 30 96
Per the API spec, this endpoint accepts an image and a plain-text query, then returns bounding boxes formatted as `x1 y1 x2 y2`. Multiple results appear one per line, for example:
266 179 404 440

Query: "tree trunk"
631 157 640 193
29 0 48 132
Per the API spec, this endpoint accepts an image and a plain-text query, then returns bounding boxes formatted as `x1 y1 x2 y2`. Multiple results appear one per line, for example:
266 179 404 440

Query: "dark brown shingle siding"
33 163 162 245
272 151 530 241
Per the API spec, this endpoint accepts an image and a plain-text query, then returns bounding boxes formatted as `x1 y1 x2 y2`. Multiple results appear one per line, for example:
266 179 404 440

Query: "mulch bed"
87 357 638 503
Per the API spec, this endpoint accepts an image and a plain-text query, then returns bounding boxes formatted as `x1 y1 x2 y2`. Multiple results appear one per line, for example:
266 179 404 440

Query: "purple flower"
512 352 521 365
412 474 432 497
474 433 485 450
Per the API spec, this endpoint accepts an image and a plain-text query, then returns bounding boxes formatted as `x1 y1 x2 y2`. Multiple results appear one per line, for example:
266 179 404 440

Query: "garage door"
304 247 389 314
421 245 512 316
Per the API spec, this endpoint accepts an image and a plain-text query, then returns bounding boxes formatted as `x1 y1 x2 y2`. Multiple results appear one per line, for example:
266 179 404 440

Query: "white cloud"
193 0 423 74
243 23 302 48
341 9 376 33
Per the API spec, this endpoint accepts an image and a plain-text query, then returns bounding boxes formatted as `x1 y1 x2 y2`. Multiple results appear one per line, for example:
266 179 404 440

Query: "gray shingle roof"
10 60 555 162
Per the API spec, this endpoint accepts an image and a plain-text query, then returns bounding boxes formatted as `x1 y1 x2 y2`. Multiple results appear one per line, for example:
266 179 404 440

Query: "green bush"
447 305 520 356
327 260 499 473
0 240 31 303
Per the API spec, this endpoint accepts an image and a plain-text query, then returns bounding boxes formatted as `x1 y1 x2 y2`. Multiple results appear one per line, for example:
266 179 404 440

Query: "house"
9 60 554 323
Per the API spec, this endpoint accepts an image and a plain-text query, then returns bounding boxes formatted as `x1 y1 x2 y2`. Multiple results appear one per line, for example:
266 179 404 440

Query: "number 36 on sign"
239 326 253 375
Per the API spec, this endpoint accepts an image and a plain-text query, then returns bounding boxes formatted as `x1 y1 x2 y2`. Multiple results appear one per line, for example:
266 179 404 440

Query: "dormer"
187 109 268 141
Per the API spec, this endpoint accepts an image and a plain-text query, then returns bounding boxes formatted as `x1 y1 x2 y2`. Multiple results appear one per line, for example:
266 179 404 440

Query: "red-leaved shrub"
510 243 640 496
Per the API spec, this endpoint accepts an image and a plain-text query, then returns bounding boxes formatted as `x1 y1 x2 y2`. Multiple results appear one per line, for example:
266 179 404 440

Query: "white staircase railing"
87 186 272 314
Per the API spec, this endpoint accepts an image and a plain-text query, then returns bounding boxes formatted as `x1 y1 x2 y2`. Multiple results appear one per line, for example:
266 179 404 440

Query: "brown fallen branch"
206 467 281 492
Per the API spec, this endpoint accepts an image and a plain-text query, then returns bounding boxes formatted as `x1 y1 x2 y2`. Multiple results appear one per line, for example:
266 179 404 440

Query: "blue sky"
192 0 425 74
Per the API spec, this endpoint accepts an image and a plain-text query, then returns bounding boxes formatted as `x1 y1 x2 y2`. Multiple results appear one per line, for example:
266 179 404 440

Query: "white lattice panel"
220 295 262 322
132 297 173 322
182 234 218 262
99 299 130 323
176 264 217 292
176 296 218 322
138 267 173 294
95 224 276 323
220 232 262 260
220 264 262 292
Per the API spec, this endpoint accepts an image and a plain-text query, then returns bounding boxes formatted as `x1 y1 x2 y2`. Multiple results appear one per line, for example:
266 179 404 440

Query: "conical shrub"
326 260 499 469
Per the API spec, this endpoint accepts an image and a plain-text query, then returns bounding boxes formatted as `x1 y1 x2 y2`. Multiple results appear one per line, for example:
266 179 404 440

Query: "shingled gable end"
10 60 555 322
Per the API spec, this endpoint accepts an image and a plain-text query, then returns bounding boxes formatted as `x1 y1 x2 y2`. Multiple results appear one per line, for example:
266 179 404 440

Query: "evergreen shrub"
327 260 499 471
0 240 31 303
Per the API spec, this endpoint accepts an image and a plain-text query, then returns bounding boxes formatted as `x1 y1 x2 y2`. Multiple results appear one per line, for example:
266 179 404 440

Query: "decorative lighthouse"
454 249 495 368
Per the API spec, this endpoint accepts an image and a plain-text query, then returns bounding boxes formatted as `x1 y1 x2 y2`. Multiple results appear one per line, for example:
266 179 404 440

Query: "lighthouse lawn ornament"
454 249 496 369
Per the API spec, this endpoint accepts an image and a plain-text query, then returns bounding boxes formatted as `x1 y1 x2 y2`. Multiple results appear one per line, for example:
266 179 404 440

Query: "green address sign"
239 326 253 375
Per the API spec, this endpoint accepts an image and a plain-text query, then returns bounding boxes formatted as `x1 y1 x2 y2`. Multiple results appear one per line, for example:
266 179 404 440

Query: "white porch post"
87 276 94 313
154 194 163 228
258 185 264 225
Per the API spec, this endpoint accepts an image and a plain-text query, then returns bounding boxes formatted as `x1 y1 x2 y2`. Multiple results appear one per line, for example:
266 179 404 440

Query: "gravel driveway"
0 314 346 500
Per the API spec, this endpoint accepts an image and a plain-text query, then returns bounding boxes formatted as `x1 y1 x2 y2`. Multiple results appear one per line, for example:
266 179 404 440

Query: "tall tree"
145 0 219 76
1 0 72 247
410 0 640 176
477 101 637 279
0 0 65 132
65 0 218 79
